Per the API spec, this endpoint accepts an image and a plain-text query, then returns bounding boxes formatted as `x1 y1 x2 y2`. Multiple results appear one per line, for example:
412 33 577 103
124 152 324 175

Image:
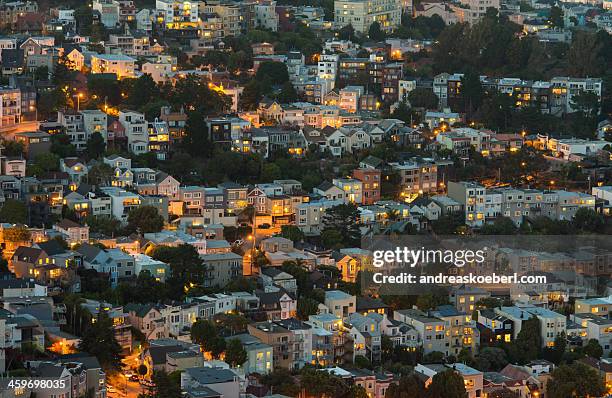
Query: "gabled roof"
37 240 67 256
76 243 103 262
57 218 82 229
62 158 86 168
316 181 336 192
360 155 384 169
255 288 295 306
124 303 156 318
13 246 45 263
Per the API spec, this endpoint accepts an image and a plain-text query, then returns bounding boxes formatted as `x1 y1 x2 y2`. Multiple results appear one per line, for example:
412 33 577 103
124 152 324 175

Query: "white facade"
119 110 148 154
334 0 402 33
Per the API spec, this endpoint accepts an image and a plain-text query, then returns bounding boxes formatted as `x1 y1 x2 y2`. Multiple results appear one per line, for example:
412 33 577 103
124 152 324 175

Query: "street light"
247 234 255 276
74 92 84 112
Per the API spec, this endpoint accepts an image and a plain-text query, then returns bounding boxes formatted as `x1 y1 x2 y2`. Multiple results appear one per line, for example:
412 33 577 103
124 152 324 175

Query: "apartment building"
416 363 483 398
200 1 242 37
394 309 447 355
495 306 566 348
334 0 402 33
333 178 363 204
431 305 478 356
318 52 339 83
254 0 279 31
90 53 136 79
390 159 438 199
352 168 381 205
434 74 603 115
550 76 603 114
81 110 108 142
575 297 612 316
339 86 363 113
0 87 20 129
452 0 500 24
248 321 299 370
570 313 612 356
200 252 243 289
100 186 142 223
119 110 148 154
156 0 199 29
447 181 485 227
295 199 343 234
93 0 120 28
325 290 356 318
57 110 87 150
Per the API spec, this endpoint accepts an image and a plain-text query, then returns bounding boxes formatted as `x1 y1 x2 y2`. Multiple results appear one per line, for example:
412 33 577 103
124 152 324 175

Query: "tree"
416 293 449 311
422 351 445 364
431 212 466 234
78 310 122 370
277 81 298 103
126 206 164 234
116 272 168 305
297 297 320 320
459 70 484 118
280 225 305 243
240 79 261 111
568 32 605 78
50 134 77 158
321 203 362 248
507 316 541 364
391 101 413 124
408 88 439 109
321 229 344 249
0 247 10 273
260 163 281 181
162 75 230 115
549 6 564 28
182 109 213 158
427 369 468 398
74 5 94 35
224 339 247 368
225 277 256 293
152 244 204 288
145 370 181 398
542 333 566 365
338 24 356 41
2 226 31 242
256 62 289 84
84 215 122 237
85 132 106 160
190 319 225 358
0 200 27 224
547 362 606 398
572 208 605 233
299 367 356 397
1 140 24 157
214 313 250 335
87 163 114 186
31 153 60 174
385 374 427 398
128 74 161 110
474 347 508 371
583 338 603 359
479 217 517 235
191 319 217 348
368 22 385 41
